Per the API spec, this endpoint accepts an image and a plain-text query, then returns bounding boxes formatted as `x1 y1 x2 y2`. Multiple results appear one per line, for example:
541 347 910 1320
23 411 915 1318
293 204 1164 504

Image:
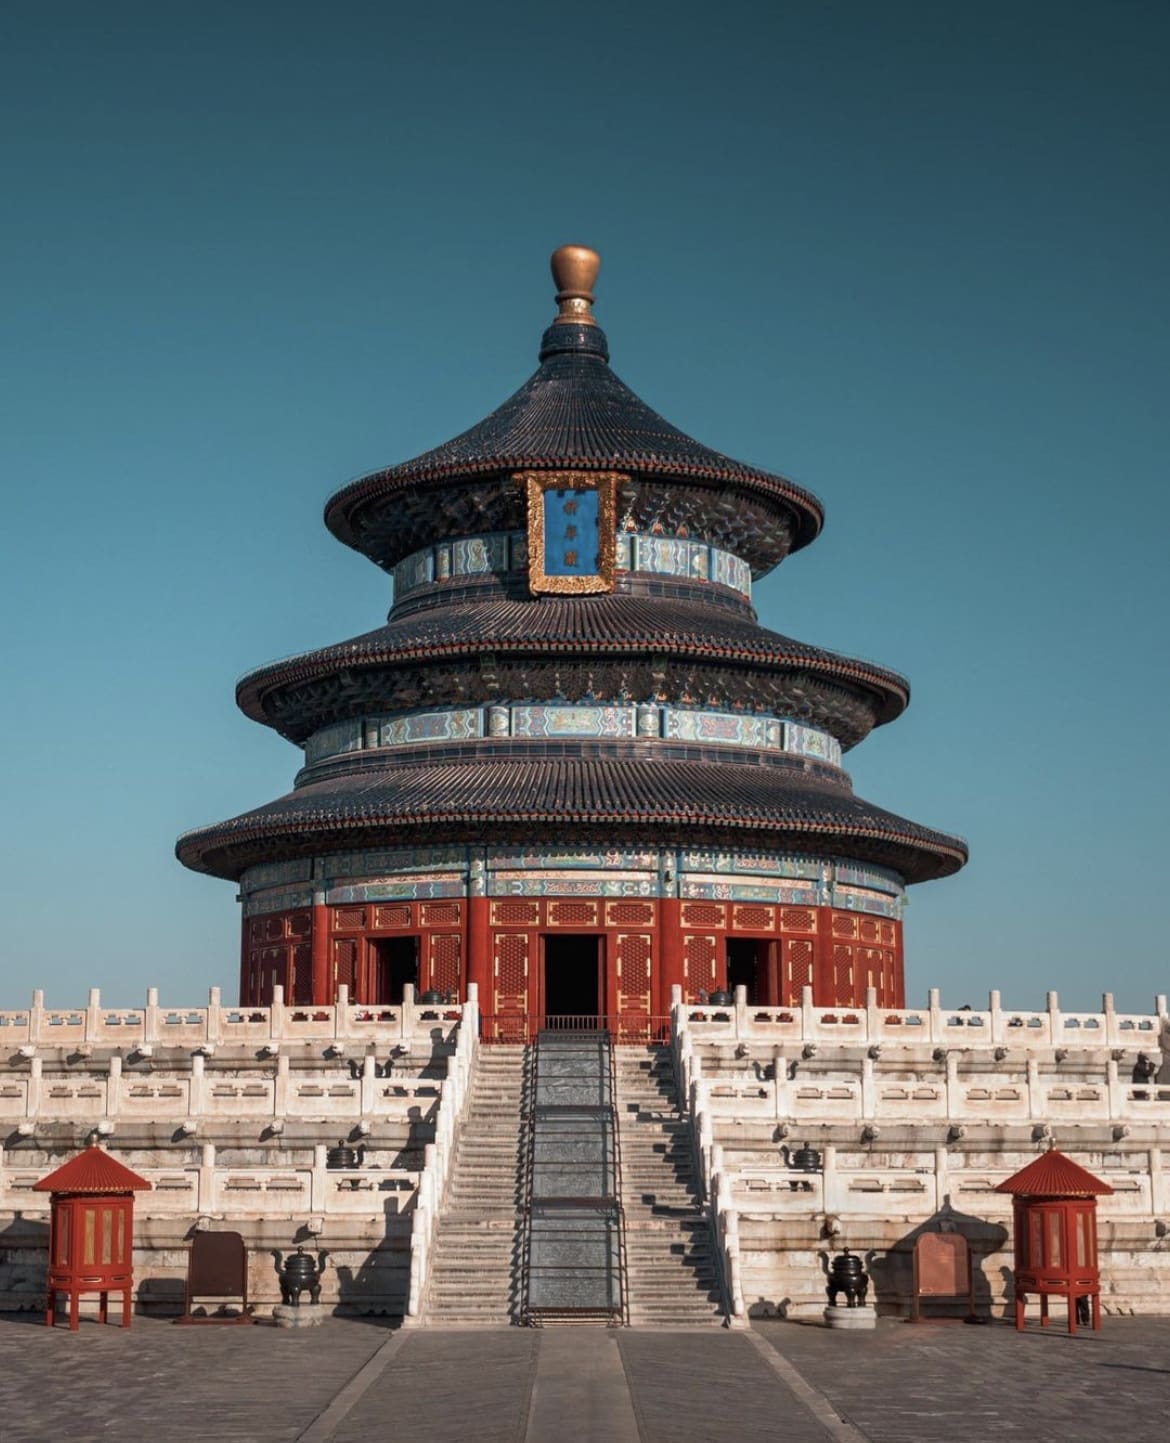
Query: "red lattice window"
883 951 898 1006
860 918 880 942
334 907 366 931
681 903 725 928
732 905 774 931
292 943 313 1004
833 944 854 1004
263 917 284 943
683 934 718 997
617 934 652 1012
783 939 814 1002
605 901 656 927
491 901 540 926
421 902 461 928
333 938 358 994
374 905 412 930
547 901 598 927
288 912 312 938
494 932 530 1010
428 934 462 997
880 920 896 946
857 947 883 996
831 912 857 939
780 907 815 932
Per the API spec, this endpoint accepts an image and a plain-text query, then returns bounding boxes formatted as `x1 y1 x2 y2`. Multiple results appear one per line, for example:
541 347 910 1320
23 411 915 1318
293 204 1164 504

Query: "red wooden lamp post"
996 1148 1112 1334
34 1142 152 1330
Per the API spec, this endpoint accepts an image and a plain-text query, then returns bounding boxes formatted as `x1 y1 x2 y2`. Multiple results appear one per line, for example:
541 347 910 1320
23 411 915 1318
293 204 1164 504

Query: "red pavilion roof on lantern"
995 1149 1113 1198
33 1143 152 1195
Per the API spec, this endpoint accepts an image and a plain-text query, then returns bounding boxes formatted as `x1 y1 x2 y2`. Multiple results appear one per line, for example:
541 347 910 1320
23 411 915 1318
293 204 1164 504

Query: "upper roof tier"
325 247 824 574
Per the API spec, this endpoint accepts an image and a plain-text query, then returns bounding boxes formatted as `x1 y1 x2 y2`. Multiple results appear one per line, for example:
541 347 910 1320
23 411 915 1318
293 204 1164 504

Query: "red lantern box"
996 1148 1112 1334
33 1142 152 1330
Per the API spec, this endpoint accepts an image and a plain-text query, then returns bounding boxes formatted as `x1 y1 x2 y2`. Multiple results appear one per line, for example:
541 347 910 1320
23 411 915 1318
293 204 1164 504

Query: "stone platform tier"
6 980 1170 1327
672 985 1170 1324
0 984 478 1319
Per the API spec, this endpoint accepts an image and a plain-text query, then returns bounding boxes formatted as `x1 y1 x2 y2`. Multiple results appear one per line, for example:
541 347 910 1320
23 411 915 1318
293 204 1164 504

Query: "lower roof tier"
237 595 910 745
176 755 967 883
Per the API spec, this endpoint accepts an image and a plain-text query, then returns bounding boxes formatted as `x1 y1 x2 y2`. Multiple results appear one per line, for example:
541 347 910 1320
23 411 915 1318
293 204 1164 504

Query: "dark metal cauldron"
789 1143 823 1173
708 990 733 1007
418 990 444 1005
826 1249 869 1309
327 1141 358 1170
279 1247 326 1307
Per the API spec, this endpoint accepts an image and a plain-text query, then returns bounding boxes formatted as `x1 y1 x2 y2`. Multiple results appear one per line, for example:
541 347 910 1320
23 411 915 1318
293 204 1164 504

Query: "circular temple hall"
177 247 966 1029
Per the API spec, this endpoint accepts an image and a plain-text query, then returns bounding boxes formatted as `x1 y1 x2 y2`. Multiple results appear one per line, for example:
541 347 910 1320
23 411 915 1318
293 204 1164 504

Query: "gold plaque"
519 470 622 595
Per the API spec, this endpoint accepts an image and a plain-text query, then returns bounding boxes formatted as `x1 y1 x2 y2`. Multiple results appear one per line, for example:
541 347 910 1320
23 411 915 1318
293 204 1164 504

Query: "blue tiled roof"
325 322 823 556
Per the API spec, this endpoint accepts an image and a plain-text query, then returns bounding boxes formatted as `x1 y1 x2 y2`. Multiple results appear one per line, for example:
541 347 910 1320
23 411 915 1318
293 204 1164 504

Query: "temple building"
177 246 966 1023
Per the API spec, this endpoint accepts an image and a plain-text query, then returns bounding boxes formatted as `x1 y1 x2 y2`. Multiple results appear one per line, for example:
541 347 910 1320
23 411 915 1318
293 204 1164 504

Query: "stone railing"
0 983 462 1139
688 1067 1170 1128
679 986 1166 1051
405 985 479 1320
670 992 746 1325
0 1059 446 1132
0 1143 420 1223
0 982 463 1050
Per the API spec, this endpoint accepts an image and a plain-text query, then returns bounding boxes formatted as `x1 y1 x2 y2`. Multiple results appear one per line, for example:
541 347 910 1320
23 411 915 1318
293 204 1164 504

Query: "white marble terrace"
5 982 1170 1320
672 986 1170 1321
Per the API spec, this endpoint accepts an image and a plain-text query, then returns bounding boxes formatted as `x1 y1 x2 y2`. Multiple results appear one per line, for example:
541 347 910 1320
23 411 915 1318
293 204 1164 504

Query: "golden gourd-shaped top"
551 244 601 326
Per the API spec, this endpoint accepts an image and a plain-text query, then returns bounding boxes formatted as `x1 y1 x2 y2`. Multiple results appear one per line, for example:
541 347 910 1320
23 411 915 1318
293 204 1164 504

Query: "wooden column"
466 897 491 1006
311 895 331 1005
658 899 685 1014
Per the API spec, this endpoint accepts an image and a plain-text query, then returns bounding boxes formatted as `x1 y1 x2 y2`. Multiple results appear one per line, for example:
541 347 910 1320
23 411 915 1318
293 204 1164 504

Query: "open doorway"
727 938 772 1005
370 936 419 1004
541 934 602 1022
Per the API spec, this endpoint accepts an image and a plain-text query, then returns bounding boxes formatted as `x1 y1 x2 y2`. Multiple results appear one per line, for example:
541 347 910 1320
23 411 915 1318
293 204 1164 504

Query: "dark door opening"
371 936 419 1004
542 934 602 1021
727 938 771 1005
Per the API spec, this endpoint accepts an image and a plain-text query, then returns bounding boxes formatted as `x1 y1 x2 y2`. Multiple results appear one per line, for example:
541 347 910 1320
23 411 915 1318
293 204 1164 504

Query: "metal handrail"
517 1039 537 1325
521 1027 626 1325
607 1025 631 1327
481 1014 671 1045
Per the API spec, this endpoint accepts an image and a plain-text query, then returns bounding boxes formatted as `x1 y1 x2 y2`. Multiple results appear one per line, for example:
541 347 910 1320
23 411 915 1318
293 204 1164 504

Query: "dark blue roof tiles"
175 756 968 883
235 595 909 726
324 328 824 555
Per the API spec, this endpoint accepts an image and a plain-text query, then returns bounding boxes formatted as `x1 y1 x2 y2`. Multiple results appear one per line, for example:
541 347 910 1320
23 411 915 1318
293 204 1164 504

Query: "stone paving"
2 1311 1169 1442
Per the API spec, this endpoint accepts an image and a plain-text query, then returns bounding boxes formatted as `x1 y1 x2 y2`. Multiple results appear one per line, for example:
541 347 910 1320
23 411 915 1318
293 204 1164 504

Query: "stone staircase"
422 1043 528 1325
615 1044 726 1325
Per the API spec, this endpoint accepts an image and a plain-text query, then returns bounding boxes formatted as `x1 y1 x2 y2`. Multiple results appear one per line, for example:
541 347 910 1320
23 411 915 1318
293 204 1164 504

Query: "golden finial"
551 244 600 326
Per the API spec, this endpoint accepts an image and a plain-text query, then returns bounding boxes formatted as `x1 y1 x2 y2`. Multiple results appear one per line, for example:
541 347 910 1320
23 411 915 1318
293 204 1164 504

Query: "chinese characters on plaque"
520 471 620 595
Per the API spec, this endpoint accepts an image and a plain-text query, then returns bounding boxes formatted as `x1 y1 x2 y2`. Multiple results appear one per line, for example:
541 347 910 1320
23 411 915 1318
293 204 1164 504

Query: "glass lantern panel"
100 1208 113 1265
1075 1211 1088 1268
83 1206 96 1265
1028 1211 1043 1268
1046 1210 1062 1268
55 1206 70 1265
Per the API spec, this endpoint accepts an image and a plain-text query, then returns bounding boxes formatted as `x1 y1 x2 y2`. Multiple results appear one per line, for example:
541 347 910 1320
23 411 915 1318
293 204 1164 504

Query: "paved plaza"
0 1312 1167 1442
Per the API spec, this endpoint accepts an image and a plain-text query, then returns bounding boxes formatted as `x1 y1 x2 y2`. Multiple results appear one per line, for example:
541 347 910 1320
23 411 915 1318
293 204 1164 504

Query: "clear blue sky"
2 2 1166 1011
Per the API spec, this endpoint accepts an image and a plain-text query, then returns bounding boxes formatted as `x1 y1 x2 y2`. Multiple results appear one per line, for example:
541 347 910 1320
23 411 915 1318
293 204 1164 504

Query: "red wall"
241 897 903 1013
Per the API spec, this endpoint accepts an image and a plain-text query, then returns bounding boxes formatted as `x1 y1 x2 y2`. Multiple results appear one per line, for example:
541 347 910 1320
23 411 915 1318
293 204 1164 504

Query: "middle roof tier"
237 594 910 748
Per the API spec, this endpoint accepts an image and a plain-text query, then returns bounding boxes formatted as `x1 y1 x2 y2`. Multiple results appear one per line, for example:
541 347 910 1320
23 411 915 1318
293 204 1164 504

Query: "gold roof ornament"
551 244 600 326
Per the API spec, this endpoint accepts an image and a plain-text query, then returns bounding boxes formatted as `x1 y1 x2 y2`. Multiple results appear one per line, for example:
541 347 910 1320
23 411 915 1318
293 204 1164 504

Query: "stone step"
429 1273 518 1285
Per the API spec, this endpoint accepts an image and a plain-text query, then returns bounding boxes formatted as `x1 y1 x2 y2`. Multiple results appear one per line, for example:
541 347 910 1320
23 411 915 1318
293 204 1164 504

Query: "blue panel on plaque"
544 487 600 575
